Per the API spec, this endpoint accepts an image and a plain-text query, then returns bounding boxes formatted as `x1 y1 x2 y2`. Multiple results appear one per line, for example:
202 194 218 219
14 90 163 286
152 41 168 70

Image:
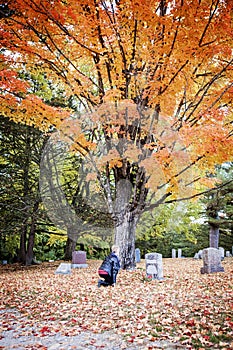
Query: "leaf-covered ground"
0 258 232 349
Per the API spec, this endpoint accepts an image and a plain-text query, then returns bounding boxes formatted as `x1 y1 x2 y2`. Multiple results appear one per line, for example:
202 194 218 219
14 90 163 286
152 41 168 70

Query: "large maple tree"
1 0 233 268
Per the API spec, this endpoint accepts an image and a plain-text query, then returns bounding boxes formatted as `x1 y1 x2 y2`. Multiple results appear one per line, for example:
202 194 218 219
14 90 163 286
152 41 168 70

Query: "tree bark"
26 222 36 265
64 235 78 260
19 224 27 263
112 178 141 269
26 200 40 265
114 210 139 270
106 162 148 270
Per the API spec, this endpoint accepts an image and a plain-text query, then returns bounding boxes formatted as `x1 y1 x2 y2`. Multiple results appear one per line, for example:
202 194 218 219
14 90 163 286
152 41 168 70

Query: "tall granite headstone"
172 249 176 258
145 252 163 280
72 251 88 268
200 248 224 274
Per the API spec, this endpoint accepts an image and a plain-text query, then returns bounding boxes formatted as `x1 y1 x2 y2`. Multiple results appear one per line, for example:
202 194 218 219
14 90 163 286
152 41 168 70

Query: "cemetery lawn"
0 258 232 350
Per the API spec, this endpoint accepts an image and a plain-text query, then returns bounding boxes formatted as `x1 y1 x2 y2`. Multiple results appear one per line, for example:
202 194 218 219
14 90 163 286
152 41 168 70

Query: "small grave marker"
194 250 203 259
172 249 176 258
219 247 224 260
135 248 141 263
145 253 163 280
178 249 182 258
55 263 72 275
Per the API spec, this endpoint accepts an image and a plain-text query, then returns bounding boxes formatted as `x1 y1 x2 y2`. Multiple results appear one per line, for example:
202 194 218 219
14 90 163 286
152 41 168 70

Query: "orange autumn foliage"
0 0 233 198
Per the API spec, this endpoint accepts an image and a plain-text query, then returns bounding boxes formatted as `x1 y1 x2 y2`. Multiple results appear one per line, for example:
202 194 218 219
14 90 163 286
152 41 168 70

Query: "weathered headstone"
219 247 225 260
172 249 176 258
135 248 141 263
226 251 231 257
145 253 163 280
178 249 182 258
200 248 224 274
198 250 203 259
55 263 72 274
194 253 199 259
72 250 88 268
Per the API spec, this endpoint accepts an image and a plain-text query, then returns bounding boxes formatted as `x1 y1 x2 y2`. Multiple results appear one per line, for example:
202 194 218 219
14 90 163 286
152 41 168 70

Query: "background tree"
1 0 233 268
203 163 233 249
39 139 114 260
136 200 202 257
0 116 47 264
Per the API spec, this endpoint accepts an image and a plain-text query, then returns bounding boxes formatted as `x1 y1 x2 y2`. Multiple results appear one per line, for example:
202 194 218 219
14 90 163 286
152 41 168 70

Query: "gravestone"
135 248 141 263
219 247 225 260
200 248 224 274
55 263 72 274
178 249 182 258
226 251 231 257
145 253 163 280
172 249 176 258
72 250 88 268
194 249 203 259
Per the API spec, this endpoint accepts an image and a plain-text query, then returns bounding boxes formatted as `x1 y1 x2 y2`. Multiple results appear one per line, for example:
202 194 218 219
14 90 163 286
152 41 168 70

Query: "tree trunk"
19 133 30 265
64 225 79 260
114 210 139 270
209 224 220 249
26 222 36 265
110 174 145 270
26 200 39 265
64 236 77 260
19 224 27 264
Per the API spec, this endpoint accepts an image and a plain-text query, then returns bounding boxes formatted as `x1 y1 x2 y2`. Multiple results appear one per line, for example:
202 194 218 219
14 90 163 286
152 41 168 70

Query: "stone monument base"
201 265 224 274
72 264 88 268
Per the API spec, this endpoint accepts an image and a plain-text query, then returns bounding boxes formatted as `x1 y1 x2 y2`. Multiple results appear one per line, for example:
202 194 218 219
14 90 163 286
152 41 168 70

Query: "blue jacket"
99 253 120 283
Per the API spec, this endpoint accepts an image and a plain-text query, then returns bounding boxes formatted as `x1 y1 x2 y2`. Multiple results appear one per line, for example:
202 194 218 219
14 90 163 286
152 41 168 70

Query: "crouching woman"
98 245 120 287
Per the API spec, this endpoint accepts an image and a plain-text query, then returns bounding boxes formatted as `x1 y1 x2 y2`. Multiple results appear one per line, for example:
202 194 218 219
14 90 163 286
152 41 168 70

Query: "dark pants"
98 272 114 287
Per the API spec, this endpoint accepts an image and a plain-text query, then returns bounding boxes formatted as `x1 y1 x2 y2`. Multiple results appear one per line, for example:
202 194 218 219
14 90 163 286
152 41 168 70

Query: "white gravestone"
219 247 224 260
135 248 141 263
178 249 182 258
55 263 72 275
145 253 163 280
172 249 176 258
200 248 224 274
